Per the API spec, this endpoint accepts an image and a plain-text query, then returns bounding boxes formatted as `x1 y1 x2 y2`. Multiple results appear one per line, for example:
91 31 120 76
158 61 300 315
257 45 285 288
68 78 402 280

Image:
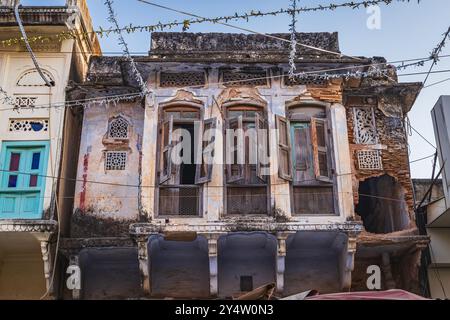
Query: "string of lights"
288 0 298 79
0 0 420 48
423 25 450 86
136 0 363 61
0 55 444 112
104 0 150 97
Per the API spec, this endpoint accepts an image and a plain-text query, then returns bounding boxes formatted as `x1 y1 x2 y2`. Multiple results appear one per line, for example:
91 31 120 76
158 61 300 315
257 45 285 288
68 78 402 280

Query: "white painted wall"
0 40 75 217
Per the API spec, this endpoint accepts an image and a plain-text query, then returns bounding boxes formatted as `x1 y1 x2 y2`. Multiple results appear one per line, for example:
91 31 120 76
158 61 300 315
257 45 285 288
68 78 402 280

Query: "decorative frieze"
9 118 49 132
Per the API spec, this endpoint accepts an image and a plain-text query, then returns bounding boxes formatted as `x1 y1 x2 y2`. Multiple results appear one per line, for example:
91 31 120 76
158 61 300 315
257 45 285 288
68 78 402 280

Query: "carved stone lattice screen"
105 151 127 171
9 119 49 132
108 117 129 139
222 71 268 87
357 150 383 170
353 107 378 144
284 74 327 86
14 96 37 109
159 72 206 88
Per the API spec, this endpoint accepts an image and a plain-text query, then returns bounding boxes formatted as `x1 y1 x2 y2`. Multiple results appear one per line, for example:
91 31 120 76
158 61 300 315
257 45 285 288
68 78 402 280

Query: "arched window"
108 116 129 139
16 70 55 87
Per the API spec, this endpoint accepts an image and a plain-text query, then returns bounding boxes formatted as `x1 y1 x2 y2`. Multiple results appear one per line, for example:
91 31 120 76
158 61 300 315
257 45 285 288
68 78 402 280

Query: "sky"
67 0 450 178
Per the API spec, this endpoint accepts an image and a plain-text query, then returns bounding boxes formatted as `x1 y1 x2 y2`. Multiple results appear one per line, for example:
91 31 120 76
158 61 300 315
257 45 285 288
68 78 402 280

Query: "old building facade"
0 0 100 299
61 32 429 299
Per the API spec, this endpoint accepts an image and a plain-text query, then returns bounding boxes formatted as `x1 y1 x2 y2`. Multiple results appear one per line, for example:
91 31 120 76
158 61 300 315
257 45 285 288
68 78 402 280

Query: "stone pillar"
381 252 396 289
204 233 223 297
136 235 151 296
276 233 289 294
40 240 54 297
339 233 357 291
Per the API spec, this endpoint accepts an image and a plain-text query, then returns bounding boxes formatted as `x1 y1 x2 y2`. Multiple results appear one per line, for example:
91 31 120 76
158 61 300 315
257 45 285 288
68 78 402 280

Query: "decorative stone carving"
275 232 291 294
130 221 364 235
40 240 54 297
353 107 378 144
340 233 357 290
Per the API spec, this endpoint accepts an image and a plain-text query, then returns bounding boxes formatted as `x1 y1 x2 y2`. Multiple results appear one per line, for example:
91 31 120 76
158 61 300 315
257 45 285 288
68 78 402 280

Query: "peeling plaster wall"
73 101 144 237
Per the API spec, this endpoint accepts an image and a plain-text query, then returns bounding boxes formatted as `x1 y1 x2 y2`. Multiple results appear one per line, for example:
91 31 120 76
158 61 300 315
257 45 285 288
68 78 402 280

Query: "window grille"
284 75 327 86
357 150 383 170
14 96 37 108
159 72 206 88
108 117 129 139
9 119 49 132
105 151 127 171
222 71 268 87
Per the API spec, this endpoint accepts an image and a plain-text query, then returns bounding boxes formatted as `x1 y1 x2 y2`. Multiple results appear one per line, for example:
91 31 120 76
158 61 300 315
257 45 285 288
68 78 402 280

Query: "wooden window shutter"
159 115 174 184
311 117 332 182
276 115 292 181
256 113 269 182
195 117 217 184
226 116 245 183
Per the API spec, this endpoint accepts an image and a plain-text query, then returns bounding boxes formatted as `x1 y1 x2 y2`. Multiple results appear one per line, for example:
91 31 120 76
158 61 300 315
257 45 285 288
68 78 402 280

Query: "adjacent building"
414 96 450 299
0 0 100 299
63 32 428 299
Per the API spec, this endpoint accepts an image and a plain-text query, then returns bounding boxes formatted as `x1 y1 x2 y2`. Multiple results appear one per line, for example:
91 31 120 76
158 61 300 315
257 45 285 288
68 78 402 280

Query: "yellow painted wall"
0 255 46 300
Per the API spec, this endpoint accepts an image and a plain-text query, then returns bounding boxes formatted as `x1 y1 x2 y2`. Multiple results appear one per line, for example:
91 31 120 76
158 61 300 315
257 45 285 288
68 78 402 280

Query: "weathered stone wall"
72 100 145 238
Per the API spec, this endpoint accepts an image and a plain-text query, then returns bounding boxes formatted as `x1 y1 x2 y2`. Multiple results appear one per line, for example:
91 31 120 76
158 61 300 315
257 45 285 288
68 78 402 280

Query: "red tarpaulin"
305 289 429 300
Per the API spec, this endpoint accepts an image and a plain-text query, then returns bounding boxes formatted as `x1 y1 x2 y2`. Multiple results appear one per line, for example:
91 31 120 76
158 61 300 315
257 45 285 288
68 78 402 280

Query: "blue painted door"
0 145 46 219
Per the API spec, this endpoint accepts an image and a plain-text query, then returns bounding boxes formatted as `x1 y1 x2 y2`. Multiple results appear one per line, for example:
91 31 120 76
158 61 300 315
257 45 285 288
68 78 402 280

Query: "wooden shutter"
195 117 217 184
226 116 244 183
276 115 292 181
311 117 332 182
256 113 269 182
159 115 174 184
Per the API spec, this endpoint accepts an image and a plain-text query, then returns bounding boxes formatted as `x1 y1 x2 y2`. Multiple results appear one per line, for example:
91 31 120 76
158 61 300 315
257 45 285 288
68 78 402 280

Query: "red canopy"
305 289 429 300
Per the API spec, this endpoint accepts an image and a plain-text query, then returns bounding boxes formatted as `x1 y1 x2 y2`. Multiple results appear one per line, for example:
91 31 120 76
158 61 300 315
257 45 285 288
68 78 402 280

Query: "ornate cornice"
0 220 57 233
130 221 364 236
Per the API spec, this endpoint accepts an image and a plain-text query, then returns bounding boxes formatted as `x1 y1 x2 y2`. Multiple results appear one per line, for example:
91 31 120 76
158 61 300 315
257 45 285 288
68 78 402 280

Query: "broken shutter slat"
195 117 217 184
226 116 245 183
276 115 292 181
159 115 174 184
311 117 332 182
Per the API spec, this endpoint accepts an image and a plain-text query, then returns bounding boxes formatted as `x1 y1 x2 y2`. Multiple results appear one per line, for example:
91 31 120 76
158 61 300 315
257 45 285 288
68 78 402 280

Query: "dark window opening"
356 175 410 234
240 276 254 292
158 106 205 217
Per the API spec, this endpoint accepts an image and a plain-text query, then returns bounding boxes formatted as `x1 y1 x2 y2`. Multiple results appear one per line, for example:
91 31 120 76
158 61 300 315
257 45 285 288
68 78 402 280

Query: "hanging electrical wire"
0 86 14 105
13 4 54 87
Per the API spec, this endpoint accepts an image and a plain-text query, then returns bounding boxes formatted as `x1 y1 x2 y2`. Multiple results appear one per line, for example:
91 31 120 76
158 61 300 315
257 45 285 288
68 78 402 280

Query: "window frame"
0 140 50 220
223 104 271 216
155 104 205 218
285 102 338 216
